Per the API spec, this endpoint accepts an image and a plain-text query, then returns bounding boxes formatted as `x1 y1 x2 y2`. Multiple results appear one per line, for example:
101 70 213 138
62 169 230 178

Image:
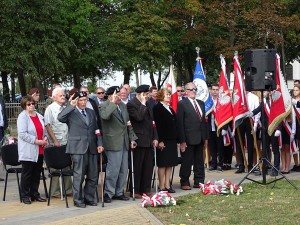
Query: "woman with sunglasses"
17 96 49 204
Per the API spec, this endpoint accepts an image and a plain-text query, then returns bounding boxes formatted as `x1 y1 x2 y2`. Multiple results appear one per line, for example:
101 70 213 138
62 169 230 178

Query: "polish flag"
232 53 250 135
215 55 233 135
167 64 178 112
268 53 292 135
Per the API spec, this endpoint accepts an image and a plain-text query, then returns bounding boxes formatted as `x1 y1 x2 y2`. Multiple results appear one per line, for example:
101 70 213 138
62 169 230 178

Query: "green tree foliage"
0 0 299 96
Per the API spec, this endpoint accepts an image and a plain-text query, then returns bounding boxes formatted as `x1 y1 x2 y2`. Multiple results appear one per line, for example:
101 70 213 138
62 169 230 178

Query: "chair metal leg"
48 176 53 206
41 170 48 198
16 172 22 202
61 175 68 208
3 172 8 201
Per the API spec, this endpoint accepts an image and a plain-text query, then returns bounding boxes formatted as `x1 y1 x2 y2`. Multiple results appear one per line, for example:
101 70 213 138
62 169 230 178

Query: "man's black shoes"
74 202 86 208
112 194 129 201
104 193 112 203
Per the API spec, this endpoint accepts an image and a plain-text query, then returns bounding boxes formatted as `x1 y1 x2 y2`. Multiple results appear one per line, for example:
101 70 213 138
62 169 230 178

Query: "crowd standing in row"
9 79 300 207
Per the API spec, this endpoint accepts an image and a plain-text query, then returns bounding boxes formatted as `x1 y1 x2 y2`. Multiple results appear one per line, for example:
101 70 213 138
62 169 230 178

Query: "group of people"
207 80 300 178
12 78 300 207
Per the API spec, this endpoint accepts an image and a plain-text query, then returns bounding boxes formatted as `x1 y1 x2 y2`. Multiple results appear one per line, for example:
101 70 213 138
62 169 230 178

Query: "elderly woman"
153 88 178 193
17 96 48 204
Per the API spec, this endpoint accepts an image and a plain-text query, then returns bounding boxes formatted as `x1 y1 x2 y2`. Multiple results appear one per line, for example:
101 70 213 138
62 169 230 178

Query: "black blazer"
89 97 102 130
127 97 158 148
177 98 209 145
153 102 177 142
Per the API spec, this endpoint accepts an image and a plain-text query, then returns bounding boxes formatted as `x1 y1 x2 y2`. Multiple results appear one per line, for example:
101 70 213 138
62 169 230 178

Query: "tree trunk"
149 71 156 87
1 71 10 101
134 66 139 87
123 67 132 85
17 69 27 96
11 73 16 100
73 72 81 89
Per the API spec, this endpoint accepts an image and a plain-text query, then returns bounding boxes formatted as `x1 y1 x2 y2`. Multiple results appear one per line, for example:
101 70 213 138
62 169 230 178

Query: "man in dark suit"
99 86 137 203
80 86 102 130
127 85 158 198
58 91 104 208
177 82 209 190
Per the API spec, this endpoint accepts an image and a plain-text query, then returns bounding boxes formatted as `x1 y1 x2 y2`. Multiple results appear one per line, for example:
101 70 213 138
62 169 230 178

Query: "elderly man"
58 91 104 208
44 87 72 197
127 84 158 198
94 87 106 106
99 86 137 203
120 87 129 104
80 86 102 129
177 82 209 190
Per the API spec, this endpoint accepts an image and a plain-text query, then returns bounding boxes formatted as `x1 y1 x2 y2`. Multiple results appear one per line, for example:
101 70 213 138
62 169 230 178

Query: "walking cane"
153 146 158 193
100 153 104 207
131 149 135 201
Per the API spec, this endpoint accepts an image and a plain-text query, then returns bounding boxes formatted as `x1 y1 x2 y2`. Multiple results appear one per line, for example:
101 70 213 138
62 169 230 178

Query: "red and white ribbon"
95 129 101 137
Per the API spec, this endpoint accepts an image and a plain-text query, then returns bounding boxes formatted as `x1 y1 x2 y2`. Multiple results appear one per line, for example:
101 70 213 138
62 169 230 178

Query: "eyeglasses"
187 88 197 91
26 102 35 106
177 90 184 92
97 92 105 94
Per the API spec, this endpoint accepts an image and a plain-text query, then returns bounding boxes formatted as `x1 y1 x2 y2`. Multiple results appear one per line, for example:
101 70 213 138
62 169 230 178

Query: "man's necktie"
81 110 86 117
193 100 202 120
266 98 270 107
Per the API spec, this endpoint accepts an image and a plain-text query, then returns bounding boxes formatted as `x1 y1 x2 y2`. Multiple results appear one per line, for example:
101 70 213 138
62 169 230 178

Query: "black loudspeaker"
244 49 276 91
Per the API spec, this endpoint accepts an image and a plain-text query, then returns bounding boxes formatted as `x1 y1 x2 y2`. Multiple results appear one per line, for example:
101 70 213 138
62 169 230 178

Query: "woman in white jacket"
17 96 48 204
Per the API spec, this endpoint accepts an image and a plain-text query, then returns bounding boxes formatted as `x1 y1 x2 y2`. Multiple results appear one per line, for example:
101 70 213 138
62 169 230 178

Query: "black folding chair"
1 144 22 202
44 146 73 208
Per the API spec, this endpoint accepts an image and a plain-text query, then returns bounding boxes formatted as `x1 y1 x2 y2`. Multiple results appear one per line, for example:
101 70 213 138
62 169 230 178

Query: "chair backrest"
44 146 72 170
1 144 21 166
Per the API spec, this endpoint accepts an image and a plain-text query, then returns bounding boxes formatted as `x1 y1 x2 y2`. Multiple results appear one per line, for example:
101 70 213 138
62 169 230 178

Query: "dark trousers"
223 145 234 165
20 154 43 199
235 118 254 169
71 151 98 204
132 147 153 194
209 131 224 167
265 131 280 170
179 143 205 186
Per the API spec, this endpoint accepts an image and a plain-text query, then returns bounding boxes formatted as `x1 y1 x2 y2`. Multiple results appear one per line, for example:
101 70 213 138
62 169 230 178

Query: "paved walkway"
0 165 299 225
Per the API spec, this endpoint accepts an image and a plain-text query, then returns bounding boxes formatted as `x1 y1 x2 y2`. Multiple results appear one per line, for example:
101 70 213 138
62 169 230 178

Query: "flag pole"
249 118 262 167
196 47 210 168
237 127 248 171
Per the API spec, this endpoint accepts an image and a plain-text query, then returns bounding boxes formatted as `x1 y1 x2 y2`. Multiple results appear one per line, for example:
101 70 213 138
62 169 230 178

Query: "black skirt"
156 139 178 167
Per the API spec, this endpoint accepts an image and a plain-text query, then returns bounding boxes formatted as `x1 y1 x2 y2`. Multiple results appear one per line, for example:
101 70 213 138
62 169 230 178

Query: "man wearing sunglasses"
176 86 185 101
177 82 209 190
94 87 106 106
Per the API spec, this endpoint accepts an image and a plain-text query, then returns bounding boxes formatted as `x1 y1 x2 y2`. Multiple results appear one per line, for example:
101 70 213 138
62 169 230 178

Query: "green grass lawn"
148 180 300 225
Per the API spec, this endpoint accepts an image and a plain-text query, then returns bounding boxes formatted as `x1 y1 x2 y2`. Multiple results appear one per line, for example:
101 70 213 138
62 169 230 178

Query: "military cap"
136 85 150 93
106 86 120 95
72 91 88 100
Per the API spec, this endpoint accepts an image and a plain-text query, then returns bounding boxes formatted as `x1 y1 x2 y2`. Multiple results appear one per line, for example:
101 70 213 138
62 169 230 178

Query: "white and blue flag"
193 57 214 115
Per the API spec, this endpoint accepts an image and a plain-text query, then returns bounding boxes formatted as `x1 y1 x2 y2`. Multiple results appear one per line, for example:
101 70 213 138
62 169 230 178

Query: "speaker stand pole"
237 90 298 189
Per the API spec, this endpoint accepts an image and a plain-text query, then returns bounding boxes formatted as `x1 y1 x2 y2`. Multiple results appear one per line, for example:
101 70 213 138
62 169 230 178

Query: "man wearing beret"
58 91 104 208
99 86 138 203
127 84 158 198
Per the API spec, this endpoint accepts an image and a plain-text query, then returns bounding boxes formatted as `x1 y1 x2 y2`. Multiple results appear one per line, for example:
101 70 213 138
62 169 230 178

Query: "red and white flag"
268 54 292 135
167 64 178 112
215 55 233 135
232 53 250 135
